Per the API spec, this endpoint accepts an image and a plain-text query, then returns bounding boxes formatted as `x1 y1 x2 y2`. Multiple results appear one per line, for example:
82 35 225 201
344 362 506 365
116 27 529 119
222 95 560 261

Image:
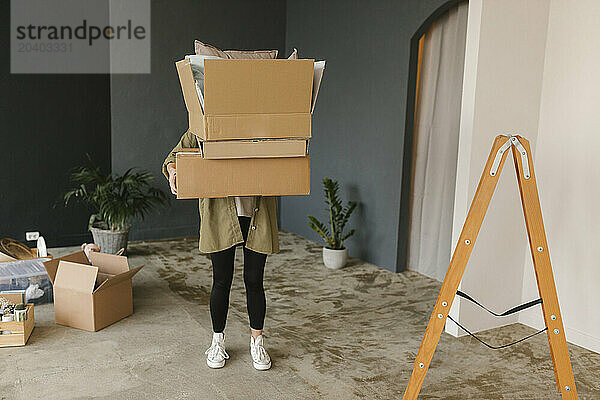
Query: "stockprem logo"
16 20 147 46
11 0 151 74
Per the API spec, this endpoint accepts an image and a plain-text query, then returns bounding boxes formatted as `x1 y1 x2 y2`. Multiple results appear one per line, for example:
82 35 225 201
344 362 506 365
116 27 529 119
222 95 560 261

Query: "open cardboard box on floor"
0 292 35 347
176 149 310 199
176 58 325 141
43 251 143 332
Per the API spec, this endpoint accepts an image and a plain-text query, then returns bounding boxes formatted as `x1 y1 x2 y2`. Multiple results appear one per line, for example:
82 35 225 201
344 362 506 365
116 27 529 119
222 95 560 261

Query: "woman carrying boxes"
163 130 278 371
165 40 324 371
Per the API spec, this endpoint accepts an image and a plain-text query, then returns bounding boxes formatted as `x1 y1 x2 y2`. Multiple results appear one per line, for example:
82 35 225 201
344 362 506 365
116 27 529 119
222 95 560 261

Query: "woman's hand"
167 163 177 195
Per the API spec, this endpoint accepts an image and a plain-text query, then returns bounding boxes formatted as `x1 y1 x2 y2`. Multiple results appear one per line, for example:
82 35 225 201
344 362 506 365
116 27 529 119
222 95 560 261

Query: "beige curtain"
407 2 468 281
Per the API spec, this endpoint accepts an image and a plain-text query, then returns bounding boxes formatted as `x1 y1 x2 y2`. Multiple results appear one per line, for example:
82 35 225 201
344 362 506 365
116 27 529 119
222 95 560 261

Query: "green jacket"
162 131 279 255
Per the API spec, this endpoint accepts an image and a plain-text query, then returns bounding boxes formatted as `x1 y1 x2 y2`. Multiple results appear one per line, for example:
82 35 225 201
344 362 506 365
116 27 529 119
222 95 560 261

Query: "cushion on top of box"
194 40 278 59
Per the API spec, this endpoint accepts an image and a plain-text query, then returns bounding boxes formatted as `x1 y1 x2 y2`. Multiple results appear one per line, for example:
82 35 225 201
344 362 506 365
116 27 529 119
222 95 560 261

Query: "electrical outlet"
25 231 40 241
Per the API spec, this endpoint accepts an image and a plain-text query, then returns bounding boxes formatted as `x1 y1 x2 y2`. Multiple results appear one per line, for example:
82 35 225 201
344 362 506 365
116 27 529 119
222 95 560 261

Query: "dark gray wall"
110 0 287 241
2 0 453 271
281 0 450 271
0 2 111 247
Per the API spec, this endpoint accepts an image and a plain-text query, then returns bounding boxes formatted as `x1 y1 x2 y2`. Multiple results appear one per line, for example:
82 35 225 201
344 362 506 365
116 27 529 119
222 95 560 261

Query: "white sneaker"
205 332 229 369
250 335 272 370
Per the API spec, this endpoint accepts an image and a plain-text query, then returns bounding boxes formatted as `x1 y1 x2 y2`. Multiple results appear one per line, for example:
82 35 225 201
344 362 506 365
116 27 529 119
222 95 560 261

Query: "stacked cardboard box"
174 57 325 198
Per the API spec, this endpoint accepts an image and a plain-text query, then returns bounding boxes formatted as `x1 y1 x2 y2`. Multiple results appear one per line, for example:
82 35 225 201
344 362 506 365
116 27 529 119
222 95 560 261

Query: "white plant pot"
322 247 348 270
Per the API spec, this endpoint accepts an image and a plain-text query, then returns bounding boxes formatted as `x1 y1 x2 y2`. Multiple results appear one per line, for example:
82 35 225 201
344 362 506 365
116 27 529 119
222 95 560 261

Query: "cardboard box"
43 251 143 332
176 59 325 141
0 293 34 348
176 149 310 198
201 139 307 159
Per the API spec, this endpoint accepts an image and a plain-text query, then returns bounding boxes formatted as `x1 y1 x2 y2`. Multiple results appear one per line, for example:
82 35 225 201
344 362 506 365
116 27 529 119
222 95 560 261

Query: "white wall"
449 0 600 354
517 0 600 353
448 0 550 336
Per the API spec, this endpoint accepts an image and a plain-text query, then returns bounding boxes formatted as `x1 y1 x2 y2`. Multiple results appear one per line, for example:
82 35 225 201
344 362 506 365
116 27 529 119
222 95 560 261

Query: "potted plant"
308 178 357 269
63 159 169 255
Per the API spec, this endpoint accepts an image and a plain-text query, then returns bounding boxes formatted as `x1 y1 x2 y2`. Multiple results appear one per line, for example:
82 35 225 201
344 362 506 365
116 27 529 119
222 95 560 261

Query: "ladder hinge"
490 135 530 179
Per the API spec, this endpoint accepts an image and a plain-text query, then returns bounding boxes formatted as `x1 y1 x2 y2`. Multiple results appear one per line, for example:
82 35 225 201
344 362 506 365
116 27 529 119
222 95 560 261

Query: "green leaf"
63 157 169 232
308 215 334 247
308 177 358 250
342 229 356 241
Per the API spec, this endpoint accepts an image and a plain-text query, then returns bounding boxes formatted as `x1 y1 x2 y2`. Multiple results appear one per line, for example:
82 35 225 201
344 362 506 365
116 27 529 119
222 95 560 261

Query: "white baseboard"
563 326 600 354
519 315 600 354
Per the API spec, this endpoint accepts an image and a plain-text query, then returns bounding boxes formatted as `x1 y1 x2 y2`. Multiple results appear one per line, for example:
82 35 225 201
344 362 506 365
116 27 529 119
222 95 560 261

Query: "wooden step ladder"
403 135 578 399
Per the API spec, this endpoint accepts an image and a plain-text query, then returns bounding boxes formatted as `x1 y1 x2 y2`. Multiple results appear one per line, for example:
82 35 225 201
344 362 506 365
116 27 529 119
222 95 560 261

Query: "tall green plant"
308 178 357 249
64 158 169 231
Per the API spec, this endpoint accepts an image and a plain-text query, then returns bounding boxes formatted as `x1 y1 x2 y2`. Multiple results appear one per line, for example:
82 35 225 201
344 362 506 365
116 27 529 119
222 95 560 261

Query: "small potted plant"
64 158 169 254
308 178 357 269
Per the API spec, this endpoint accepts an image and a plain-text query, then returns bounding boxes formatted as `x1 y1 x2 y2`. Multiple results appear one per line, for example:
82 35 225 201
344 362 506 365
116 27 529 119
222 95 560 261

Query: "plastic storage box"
0 258 53 304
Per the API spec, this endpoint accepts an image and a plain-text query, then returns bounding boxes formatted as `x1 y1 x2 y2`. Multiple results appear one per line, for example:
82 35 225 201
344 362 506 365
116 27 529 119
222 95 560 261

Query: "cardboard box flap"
176 59 204 117
311 61 326 113
94 265 143 293
204 59 314 115
43 251 90 284
54 261 98 293
176 59 206 138
89 252 130 275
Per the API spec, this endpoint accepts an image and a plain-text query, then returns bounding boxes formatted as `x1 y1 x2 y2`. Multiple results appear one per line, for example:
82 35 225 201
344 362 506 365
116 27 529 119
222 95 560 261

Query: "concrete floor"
1 232 599 399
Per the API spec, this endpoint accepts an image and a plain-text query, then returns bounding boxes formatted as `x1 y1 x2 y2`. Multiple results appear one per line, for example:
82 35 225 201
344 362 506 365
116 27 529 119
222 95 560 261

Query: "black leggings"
209 216 267 332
